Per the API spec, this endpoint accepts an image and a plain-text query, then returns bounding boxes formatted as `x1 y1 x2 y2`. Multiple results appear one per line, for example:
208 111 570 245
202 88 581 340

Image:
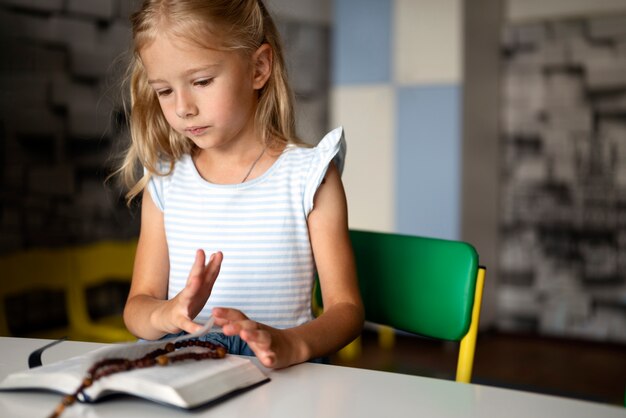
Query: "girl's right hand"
154 249 223 335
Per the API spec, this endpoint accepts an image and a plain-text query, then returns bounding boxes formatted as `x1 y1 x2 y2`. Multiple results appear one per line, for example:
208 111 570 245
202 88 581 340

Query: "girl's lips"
185 126 209 136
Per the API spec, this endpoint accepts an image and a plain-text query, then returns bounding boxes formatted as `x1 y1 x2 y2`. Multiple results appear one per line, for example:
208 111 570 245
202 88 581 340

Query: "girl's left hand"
212 307 301 368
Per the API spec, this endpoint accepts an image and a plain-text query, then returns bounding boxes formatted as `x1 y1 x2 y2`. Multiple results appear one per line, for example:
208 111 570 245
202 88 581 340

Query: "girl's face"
140 35 268 151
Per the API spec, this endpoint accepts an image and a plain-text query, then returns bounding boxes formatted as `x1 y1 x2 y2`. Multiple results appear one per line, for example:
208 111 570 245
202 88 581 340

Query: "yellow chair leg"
338 336 361 361
378 325 395 349
456 266 486 383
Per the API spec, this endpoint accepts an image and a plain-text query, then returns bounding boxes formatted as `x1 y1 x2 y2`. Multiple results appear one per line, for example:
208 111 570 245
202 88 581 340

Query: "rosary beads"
48 339 227 418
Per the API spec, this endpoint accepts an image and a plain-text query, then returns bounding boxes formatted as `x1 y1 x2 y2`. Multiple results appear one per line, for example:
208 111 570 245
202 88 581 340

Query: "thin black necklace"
241 145 267 183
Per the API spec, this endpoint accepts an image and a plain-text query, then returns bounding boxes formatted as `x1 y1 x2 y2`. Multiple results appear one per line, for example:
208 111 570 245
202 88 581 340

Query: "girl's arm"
213 163 365 368
123 190 223 340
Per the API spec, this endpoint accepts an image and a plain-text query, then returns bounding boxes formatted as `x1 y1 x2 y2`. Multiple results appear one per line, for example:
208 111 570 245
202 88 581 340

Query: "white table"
0 337 623 418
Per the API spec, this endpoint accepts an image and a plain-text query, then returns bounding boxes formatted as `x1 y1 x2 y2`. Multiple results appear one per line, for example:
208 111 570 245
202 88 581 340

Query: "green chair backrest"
350 229 479 341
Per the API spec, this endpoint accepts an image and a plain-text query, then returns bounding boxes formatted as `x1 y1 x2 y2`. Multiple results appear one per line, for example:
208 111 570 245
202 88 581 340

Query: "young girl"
119 0 364 369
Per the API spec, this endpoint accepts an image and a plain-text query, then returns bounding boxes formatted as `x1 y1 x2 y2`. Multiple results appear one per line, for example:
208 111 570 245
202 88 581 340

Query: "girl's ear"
252 43 272 90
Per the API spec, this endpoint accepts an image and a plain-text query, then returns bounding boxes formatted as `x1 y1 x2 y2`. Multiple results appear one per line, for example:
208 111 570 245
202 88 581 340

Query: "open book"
0 321 269 410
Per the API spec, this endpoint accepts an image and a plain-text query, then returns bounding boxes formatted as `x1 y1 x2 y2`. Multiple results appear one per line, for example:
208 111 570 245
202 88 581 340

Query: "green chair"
317 229 486 383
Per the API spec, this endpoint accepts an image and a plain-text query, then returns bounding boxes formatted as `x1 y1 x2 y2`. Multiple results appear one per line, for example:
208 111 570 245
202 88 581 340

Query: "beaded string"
48 339 227 418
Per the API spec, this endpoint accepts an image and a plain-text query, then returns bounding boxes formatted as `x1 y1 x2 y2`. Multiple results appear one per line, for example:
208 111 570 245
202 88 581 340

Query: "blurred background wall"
497 0 626 342
0 0 625 346
0 0 141 252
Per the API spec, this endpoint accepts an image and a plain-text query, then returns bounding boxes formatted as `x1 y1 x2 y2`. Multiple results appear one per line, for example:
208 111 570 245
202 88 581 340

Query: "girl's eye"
194 78 213 87
156 89 172 97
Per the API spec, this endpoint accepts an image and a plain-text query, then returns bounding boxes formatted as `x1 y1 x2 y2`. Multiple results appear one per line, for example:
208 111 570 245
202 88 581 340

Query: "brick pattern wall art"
0 0 143 252
498 14 626 343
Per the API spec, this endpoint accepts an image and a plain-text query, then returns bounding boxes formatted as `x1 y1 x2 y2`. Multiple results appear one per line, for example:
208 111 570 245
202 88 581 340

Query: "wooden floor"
330 328 626 407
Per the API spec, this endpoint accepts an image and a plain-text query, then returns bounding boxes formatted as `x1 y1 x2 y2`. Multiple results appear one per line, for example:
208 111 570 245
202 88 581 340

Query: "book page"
86 318 215 365
0 354 87 394
0 319 269 409
0 319 215 395
94 356 262 407
111 355 250 387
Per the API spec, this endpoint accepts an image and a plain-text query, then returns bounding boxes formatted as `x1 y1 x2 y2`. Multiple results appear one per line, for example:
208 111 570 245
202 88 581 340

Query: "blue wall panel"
333 0 392 85
396 84 461 240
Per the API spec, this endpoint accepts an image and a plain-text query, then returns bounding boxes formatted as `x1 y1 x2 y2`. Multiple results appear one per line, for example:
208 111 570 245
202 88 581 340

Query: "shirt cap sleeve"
145 160 170 212
303 126 346 215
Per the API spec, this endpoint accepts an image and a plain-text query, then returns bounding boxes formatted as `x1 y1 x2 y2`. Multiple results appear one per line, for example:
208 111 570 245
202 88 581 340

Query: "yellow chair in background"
0 240 138 343
0 247 74 339
68 239 137 343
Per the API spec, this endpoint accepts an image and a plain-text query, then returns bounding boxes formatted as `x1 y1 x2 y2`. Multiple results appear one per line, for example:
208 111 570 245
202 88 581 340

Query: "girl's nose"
175 93 198 119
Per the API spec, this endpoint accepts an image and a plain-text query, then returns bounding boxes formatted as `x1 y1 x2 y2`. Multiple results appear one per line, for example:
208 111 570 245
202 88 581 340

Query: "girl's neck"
193 137 281 185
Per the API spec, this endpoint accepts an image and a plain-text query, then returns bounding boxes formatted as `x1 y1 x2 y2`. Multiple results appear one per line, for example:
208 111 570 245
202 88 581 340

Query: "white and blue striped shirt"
147 127 346 329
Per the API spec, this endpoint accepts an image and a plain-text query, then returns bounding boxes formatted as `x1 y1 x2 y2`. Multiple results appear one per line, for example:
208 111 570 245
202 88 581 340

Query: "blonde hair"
118 0 298 203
